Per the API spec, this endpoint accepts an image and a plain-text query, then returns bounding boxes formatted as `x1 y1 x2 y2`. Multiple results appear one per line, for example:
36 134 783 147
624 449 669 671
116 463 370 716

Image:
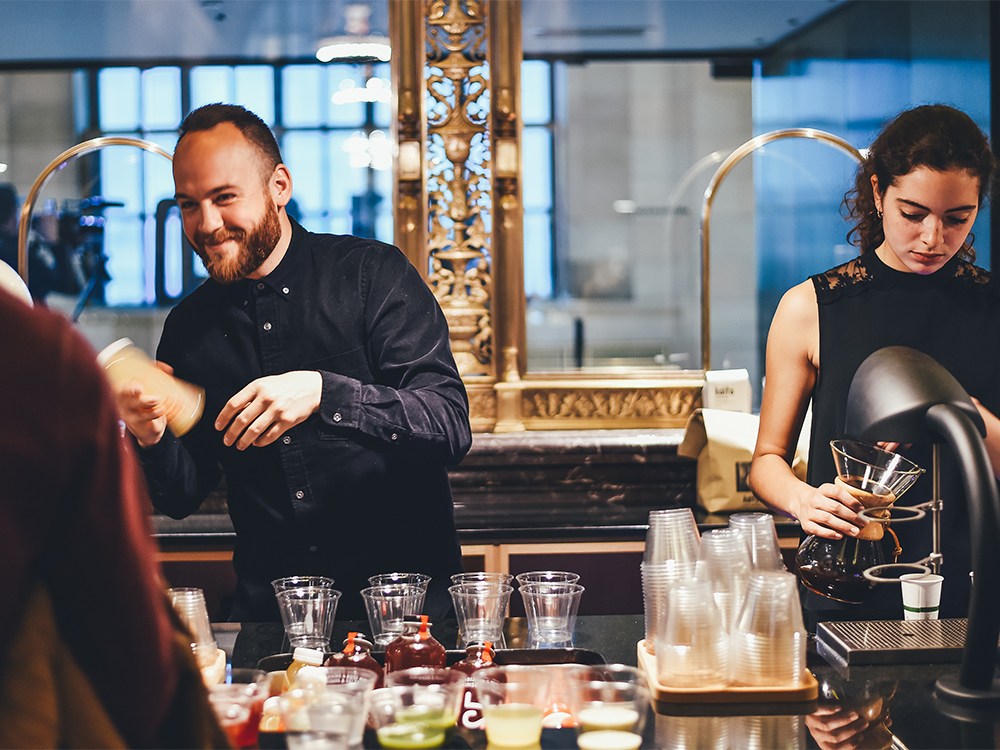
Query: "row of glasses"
448 570 585 649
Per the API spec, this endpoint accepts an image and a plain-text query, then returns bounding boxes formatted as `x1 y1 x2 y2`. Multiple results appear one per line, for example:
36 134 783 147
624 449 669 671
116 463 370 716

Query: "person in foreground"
0 289 225 747
749 104 1000 624
115 103 471 622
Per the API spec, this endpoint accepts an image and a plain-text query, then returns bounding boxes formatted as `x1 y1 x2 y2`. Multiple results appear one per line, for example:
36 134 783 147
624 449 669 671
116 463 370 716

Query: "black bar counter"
229 614 1000 749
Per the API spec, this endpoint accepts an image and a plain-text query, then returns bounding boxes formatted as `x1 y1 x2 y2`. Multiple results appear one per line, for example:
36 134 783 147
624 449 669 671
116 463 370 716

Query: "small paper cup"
900 573 943 620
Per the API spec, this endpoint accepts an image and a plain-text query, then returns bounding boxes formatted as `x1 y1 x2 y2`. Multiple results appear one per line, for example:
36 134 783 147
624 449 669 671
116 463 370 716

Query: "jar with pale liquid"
97 338 205 436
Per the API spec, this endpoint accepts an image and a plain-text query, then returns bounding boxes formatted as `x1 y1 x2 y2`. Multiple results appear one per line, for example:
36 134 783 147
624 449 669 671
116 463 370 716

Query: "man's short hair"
177 104 283 179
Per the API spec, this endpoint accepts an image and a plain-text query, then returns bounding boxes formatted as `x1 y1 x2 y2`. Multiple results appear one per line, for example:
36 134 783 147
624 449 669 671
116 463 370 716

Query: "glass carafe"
795 440 924 603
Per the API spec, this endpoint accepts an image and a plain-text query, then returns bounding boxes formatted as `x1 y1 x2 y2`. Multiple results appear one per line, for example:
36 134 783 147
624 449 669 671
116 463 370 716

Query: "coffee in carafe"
795 440 923 603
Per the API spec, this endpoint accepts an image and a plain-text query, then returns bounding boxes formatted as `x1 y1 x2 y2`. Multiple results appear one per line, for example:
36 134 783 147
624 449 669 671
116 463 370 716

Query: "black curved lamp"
845 346 1000 710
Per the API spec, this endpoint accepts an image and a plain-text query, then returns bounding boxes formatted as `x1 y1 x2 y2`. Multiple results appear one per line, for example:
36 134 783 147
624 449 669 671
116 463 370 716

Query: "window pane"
327 131 359 212
141 67 181 130
327 65 365 127
522 126 552 210
524 211 553 298
522 60 551 125
190 66 233 109
100 143 142 214
104 216 144 305
283 131 326 215
235 66 275 123
283 65 324 127
98 68 140 131
142 132 178 215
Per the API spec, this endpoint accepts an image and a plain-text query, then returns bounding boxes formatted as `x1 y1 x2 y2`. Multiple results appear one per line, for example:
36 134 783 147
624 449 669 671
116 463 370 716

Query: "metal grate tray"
816 618 969 667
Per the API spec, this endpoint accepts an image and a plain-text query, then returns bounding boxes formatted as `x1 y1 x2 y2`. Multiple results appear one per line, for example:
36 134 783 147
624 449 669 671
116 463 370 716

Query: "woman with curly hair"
749 104 1000 624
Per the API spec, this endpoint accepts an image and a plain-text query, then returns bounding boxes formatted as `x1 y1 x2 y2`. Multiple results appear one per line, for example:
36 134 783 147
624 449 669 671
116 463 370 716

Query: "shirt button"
263 322 272 331
333 412 342 422
283 287 290 294
257 282 265 290
391 433 398 441
309 545 317 553
295 490 305 499
282 435 291 445
243 300 248 306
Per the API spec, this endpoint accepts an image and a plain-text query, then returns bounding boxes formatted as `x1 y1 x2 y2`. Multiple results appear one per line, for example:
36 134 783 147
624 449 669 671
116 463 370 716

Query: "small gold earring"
876 209 883 219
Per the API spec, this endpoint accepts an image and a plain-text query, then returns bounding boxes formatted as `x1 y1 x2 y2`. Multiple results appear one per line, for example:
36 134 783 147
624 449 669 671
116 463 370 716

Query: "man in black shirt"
115 104 471 621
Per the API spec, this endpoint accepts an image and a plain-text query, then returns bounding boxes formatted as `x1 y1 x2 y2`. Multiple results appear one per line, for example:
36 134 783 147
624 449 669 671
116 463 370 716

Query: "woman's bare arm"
749 280 867 539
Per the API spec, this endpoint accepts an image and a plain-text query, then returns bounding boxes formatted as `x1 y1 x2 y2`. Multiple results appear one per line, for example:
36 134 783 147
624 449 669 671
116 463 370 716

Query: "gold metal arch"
17 136 173 282
699 128 865 372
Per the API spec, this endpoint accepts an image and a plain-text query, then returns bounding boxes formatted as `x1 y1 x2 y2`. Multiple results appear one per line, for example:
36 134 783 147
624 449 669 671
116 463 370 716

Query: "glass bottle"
325 631 384 688
285 646 324 688
384 615 446 673
450 642 496 730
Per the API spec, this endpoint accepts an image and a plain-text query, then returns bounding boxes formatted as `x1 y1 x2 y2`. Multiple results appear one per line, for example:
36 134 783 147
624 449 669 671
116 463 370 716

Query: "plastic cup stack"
640 559 697 655
641 508 701 656
728 512 784 570
695 528 752 633
655 579 729 688
167 587 219 671
730 571 807 688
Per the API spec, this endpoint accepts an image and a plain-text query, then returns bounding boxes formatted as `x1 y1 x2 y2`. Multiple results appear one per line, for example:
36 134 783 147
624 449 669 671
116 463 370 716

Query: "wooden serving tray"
637 641 818 704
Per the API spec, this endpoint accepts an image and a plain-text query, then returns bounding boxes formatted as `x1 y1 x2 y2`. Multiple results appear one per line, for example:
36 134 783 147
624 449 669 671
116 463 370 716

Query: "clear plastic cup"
209 682 262 749
519 582 585 648
728 512 784 570
644 508 701 565
383 667 466 739
567 664 650 750
368 572 432 591
730 571 806 687
640 559 697 655
279 683 366 750
655 579 729 688
97 338 204 436
271 576 337 595
361 583 427 646
473 666 553 748
167 587 218 671
451 571 515 586
276 587 342 651
514 570 580 587
448 582 513 647
696 528 752 633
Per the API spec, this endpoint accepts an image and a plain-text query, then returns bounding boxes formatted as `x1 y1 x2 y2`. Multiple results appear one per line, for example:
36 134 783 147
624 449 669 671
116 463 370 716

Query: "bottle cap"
292 646 324 665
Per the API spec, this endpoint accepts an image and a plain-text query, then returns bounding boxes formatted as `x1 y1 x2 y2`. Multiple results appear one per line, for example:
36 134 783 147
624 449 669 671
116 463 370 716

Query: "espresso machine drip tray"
816 619 971 666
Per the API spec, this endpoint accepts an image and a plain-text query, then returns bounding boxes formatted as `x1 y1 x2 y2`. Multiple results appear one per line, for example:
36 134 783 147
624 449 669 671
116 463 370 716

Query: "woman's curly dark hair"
844 104 996 262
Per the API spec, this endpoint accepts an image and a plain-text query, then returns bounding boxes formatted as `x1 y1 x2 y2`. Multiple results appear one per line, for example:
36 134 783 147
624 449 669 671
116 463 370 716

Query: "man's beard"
193 199 282 284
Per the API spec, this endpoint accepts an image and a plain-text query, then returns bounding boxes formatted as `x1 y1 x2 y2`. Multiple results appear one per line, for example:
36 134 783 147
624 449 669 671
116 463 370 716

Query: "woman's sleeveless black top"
807 249 1000 618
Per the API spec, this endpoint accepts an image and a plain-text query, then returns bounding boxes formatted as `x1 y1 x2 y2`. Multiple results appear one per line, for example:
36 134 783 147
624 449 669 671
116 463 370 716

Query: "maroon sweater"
0 290 180 745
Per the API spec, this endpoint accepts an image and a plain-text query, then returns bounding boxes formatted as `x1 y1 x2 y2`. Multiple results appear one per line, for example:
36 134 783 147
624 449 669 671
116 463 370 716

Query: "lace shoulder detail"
952 259 996 289
811 257 872 304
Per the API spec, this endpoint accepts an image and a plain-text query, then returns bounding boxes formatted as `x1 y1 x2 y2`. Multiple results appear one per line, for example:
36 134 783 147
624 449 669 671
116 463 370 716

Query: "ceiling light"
0 163 7 173
316 37 391 63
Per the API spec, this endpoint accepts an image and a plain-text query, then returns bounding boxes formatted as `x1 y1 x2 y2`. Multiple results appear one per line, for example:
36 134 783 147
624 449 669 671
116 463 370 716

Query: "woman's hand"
789 481 868 539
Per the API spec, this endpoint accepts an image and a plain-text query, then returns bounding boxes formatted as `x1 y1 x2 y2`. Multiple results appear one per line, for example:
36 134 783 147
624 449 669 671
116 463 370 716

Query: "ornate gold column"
390 0 703 432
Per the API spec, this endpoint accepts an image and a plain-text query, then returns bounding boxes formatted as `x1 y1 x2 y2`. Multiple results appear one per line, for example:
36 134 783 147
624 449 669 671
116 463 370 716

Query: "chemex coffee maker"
805 346 1000 713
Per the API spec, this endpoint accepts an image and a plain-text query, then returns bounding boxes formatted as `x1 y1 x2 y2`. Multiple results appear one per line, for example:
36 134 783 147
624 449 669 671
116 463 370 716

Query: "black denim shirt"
139 221 471 620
